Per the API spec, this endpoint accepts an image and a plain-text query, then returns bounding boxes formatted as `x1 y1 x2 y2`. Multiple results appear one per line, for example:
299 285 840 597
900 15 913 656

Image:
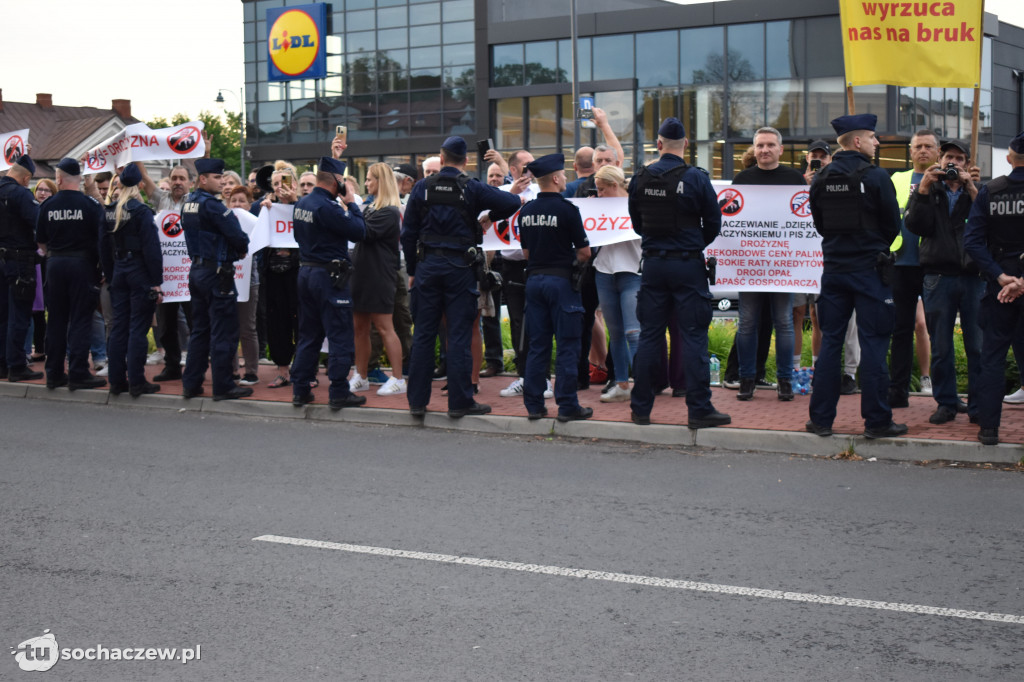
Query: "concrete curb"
5 386 1020 464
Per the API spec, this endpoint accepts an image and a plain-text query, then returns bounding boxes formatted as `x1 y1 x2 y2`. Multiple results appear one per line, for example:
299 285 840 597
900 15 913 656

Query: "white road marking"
253 534 1024 625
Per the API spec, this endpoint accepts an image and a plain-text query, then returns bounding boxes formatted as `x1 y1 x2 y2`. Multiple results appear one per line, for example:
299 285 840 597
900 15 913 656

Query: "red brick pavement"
37 361 1020 446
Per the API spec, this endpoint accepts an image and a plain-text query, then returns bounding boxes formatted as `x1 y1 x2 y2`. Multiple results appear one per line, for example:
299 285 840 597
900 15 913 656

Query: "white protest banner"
155 208 257 303
83 121 206 175
482 196 638 251
0 129 29 170
706 181 822 294
251 203 299 249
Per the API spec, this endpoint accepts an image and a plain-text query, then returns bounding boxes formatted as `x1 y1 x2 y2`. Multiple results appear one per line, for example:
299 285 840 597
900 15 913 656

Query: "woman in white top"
593 165 642 403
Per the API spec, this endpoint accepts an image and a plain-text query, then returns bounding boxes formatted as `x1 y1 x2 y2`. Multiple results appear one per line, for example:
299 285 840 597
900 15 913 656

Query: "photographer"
904 139 981 426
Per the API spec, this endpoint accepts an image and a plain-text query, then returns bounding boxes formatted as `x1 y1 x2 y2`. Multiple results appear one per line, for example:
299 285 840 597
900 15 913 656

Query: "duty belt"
191 257 220 269
299 260 332 269
641 249 701 260
49 249 92 259
0 247 36 262
423 246 469 258
114 249 137 260
527 266 572 279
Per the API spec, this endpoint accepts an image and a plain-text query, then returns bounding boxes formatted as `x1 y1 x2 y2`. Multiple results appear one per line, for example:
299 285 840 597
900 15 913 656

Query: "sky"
0 0 1021 125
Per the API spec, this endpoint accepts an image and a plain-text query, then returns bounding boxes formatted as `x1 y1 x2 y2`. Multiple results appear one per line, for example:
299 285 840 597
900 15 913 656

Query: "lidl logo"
266 4 327 81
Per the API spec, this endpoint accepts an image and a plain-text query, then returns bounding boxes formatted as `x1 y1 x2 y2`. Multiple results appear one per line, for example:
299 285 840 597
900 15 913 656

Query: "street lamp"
215 87 245 178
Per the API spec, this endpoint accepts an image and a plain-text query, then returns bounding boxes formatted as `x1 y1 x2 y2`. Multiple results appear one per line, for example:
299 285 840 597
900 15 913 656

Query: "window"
593 35 634 81
765 22 796 80
726 24 764 81
525 41 559 85
680 26 724 84
637 31 678 88
493 44 524 86
495 98 524 150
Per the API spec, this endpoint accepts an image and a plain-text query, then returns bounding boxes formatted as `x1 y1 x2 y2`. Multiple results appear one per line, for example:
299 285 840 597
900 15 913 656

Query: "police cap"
441 136 468 157
1010 131 1024 154
195 158 225 176
807 140 831 155
56 157 81 176
940 139 971 158
120 163 142 188
15 155 36 175
657 117 686 140
320 156 347 175
525 153 564 179
830 114 877 136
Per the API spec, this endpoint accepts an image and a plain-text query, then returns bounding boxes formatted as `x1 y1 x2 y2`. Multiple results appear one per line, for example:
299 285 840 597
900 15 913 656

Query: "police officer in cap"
290 156 367 410
807 114 904 438
963 131 1024 445
401 136 522 418
101 162 164 397
35 157 107 390
0 154 43 382
518 153 593 421
628 117 730 429
180 158 251 400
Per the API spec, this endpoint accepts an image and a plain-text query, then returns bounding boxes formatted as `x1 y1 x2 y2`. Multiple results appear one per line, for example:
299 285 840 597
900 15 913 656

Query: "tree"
147 111 243 175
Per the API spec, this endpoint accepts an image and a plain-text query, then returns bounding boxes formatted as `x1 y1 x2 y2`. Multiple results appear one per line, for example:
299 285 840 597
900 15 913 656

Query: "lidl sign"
267 3 327 81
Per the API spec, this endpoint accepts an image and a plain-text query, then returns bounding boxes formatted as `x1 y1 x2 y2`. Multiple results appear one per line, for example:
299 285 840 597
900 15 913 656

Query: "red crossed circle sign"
161 213 183 238
717 187 744 216
167 126 201 155
4 136 24 165
790 190 811 218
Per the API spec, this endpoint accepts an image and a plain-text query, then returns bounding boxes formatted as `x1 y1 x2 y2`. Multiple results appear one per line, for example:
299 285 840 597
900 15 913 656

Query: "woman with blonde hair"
348 162 405 396
263 162 301 388
593 164 643 402
102 163 164 396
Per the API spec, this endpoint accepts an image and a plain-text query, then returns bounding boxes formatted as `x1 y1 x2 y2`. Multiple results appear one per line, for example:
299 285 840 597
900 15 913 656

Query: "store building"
241 0 1024 182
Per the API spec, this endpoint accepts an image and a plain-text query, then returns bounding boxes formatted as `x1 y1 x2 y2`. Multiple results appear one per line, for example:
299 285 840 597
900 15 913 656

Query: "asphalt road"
2 397 1022 681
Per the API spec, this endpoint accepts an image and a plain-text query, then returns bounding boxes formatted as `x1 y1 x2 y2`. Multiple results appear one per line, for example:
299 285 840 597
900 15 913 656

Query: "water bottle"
709 354 721 386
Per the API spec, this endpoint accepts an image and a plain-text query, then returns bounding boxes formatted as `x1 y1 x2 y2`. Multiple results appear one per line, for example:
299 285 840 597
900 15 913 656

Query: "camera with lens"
942 163 960 183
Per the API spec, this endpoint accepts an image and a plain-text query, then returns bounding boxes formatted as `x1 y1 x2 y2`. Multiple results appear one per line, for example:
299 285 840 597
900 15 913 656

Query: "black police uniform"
808 150 902 435
627 153 726 425
35 189 106 387
520 191 589 418
963 164 1024 443
180 188 250 398
0 174 40 378
101 198 163 392
401 166 520 414
289 186 366 407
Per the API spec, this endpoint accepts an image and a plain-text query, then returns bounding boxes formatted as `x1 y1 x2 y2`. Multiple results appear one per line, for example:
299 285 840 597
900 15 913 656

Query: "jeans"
595 271 641 383
921 273 983 414
90 310 107 363
737 291 793 380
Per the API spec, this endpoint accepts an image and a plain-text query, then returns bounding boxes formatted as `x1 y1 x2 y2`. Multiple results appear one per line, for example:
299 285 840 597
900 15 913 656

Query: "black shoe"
46 375 69 390
956 399 968 414
69 376 106 390
557 406 593 422
109 382 130 395
688 411 732 429
154 367 182 382
480 364 501 378
0 366 7 379
577 378 590 391
433 363 447 381
213 386 254 401
672 388 687 398
978 427 999 445
448 401 491 418
292 392 314 407
969 414 979 424
409 406 426 418
888 390 909 408
182 385 204 399
329 394 366 410
928 405 957 424
527 407 548 420
755 378 776 389
863 422 908 439
630 411 651 426
840 374 858 395
737 378 755 401
8 367 43 382
777 378 794 401
805 420 833 437
130 381 160 397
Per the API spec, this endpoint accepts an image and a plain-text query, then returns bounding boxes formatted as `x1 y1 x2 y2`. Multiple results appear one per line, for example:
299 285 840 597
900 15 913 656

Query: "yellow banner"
839 0 984 87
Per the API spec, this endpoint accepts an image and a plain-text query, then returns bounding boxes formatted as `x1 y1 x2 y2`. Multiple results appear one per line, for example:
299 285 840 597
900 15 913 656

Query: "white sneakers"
146 350 163 365
600 384 631 402
919 375 933 396
377 376 407 396
1004 387 1024 404
349 373 370 392
95 364 109 377
500 377 553 398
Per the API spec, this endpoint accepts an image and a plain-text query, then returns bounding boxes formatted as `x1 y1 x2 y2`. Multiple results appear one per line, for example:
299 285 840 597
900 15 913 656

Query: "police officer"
401 136 522 418
963 131 1024 445
517 153 593 421
180 158 251 401
0 155 43 382
628 117 730 429
290 156 367 410
35 157 106 390
807 114 904 438
101 163 164 397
